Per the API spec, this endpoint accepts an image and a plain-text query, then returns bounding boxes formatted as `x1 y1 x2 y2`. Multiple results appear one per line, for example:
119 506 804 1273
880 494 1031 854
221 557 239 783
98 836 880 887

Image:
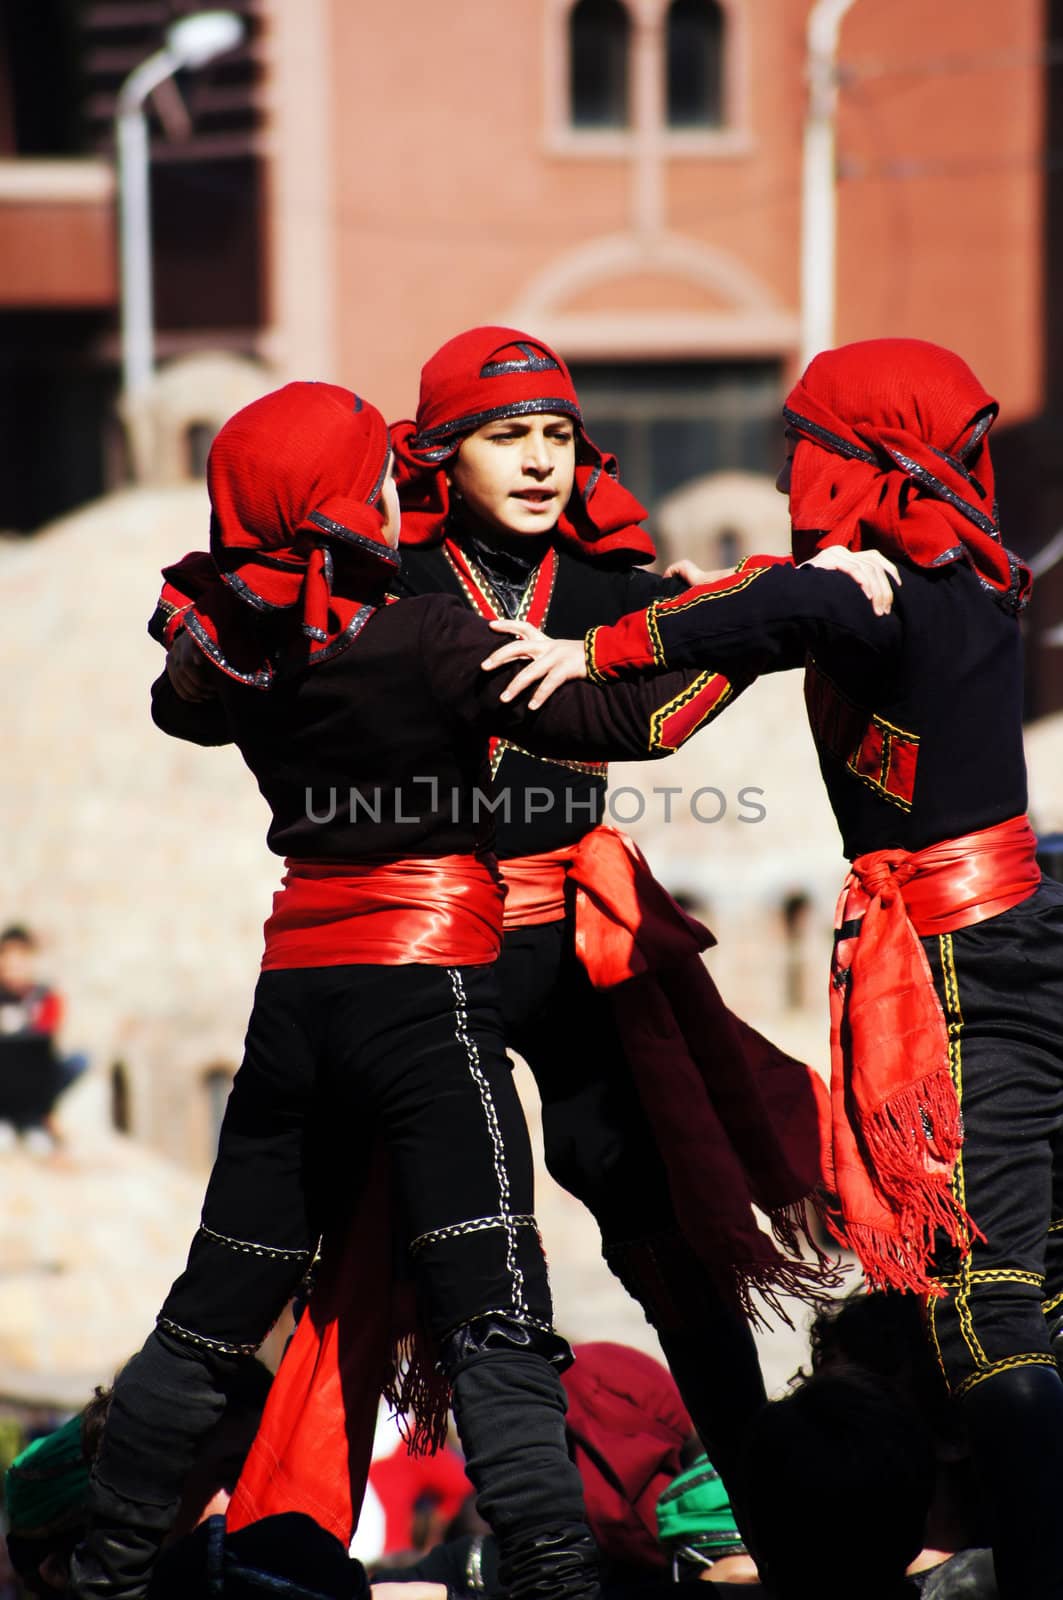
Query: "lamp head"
165 10 245 71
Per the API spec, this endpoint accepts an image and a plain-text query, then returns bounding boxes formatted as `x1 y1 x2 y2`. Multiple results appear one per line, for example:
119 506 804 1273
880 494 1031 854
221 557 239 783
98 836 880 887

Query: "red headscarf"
157 383 398 688
784 338 1030 612
562 1342 692 1572
391 326 656 564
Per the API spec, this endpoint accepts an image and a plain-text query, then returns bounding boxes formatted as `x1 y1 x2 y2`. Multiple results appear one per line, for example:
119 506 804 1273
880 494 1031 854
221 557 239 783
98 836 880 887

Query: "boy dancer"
71 380 752 1600
490 338 1063 1600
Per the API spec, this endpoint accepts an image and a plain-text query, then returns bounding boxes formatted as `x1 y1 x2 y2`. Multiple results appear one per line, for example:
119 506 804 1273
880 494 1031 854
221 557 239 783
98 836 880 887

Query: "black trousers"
921 879 1063 1600
74 963 599 1600
161 963 551 1350
497 914 767 1491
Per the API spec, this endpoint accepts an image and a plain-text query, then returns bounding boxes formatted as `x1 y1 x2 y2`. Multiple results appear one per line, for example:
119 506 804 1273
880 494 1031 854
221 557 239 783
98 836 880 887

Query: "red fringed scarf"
504 826 836 1322
148 383 398 686
784 338 1030 613
822 815 1041 1294
390 326 656 564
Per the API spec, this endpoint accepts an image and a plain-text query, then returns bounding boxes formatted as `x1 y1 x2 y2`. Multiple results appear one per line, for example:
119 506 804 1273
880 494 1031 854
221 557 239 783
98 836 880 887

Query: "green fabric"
655 1452 746 1558
5 1415 89 1537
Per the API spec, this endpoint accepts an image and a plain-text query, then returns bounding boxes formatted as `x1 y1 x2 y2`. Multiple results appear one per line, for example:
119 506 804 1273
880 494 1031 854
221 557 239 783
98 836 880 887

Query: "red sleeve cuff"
585 606 660 682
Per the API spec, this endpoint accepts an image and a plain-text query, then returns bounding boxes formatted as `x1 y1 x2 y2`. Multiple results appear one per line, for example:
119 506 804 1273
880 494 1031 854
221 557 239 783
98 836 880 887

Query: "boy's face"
0 938 34 993
450 411 577 538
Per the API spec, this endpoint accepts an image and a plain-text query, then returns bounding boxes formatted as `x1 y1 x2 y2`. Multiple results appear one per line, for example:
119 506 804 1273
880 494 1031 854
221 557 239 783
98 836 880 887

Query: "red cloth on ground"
260 856 504 971
783 338 1030 612
562 1342 692 1571
824 814 1041 1295
390 326 655 564
150 384 398 687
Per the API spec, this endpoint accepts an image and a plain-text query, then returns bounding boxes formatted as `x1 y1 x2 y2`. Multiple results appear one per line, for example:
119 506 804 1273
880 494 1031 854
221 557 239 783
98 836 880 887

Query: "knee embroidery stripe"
410 1213 539 1254
953 1352 1058 1400
198 1224 312 1261
438 1307 555 1343
157 1315 261 1357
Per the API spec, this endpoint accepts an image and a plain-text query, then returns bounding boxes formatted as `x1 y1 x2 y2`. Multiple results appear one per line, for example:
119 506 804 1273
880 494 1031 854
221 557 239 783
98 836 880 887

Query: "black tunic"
151 591 703 861
394 539 685 856
586 558 1028 858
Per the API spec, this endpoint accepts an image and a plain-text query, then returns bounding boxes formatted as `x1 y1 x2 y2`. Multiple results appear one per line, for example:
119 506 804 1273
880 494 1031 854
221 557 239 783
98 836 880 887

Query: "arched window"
186 421 216 480
716 526 741 567
781 891 811 1010
203 1063 234 1157
569 0 631 130
666 0 724 129
110 1060 131 1135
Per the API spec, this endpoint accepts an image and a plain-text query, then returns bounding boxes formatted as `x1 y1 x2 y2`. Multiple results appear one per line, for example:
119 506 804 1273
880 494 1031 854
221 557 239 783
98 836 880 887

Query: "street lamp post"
115 10 245 455
800 0 857 370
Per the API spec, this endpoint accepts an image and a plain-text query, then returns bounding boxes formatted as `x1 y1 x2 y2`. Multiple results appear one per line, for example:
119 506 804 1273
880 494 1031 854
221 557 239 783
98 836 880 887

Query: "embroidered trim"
447 969 528 1318
585 626 606 685
438 1308 555 1343
198 1223 312 1261
220 569 297 614
301 602 377 666
481 343 560 377
935 1269 1045 1291
953 1352 1058 1400
465 1534 488 1593
805 660 919 812
410 1213 539 1255
412 399 582 453
490 737 607 781
305 511 400 565
654 563 769 616
647 603 666 667
940 933 984 1371
185 613 274 690
444 539 580 778
157 1316 260 1356
649 672 733 754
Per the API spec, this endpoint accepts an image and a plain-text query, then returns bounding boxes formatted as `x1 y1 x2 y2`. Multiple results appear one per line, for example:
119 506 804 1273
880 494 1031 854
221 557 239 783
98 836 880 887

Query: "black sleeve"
623 565 687 606
589 563 901 681
419 598 740 760
150 671 234 747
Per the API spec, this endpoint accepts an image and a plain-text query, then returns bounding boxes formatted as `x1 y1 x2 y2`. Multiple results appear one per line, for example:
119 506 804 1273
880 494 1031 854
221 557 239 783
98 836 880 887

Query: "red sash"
824 814 1041 1293
230 827 832 1547
260 855 504 970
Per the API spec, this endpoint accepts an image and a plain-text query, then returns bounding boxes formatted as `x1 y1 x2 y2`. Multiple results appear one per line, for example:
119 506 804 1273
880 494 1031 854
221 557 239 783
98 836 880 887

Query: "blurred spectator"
0 925 86 1152
741 1371 935 1600
656 1452 758 1583
562 1340 694 1576
349 1405 473 1568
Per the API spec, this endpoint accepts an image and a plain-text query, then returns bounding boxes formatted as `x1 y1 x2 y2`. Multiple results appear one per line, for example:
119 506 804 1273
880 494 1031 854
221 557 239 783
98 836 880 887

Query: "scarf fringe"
862 1072 964 1206
814 1190 984 1298
768 1198 838 1270
730 1248 847 1333
383 1331 451 1458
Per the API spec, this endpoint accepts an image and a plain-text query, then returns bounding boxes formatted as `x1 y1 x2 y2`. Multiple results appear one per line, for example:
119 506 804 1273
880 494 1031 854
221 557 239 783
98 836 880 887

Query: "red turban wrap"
153 383 398 687
784 338 1030 611
390 326 656 564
